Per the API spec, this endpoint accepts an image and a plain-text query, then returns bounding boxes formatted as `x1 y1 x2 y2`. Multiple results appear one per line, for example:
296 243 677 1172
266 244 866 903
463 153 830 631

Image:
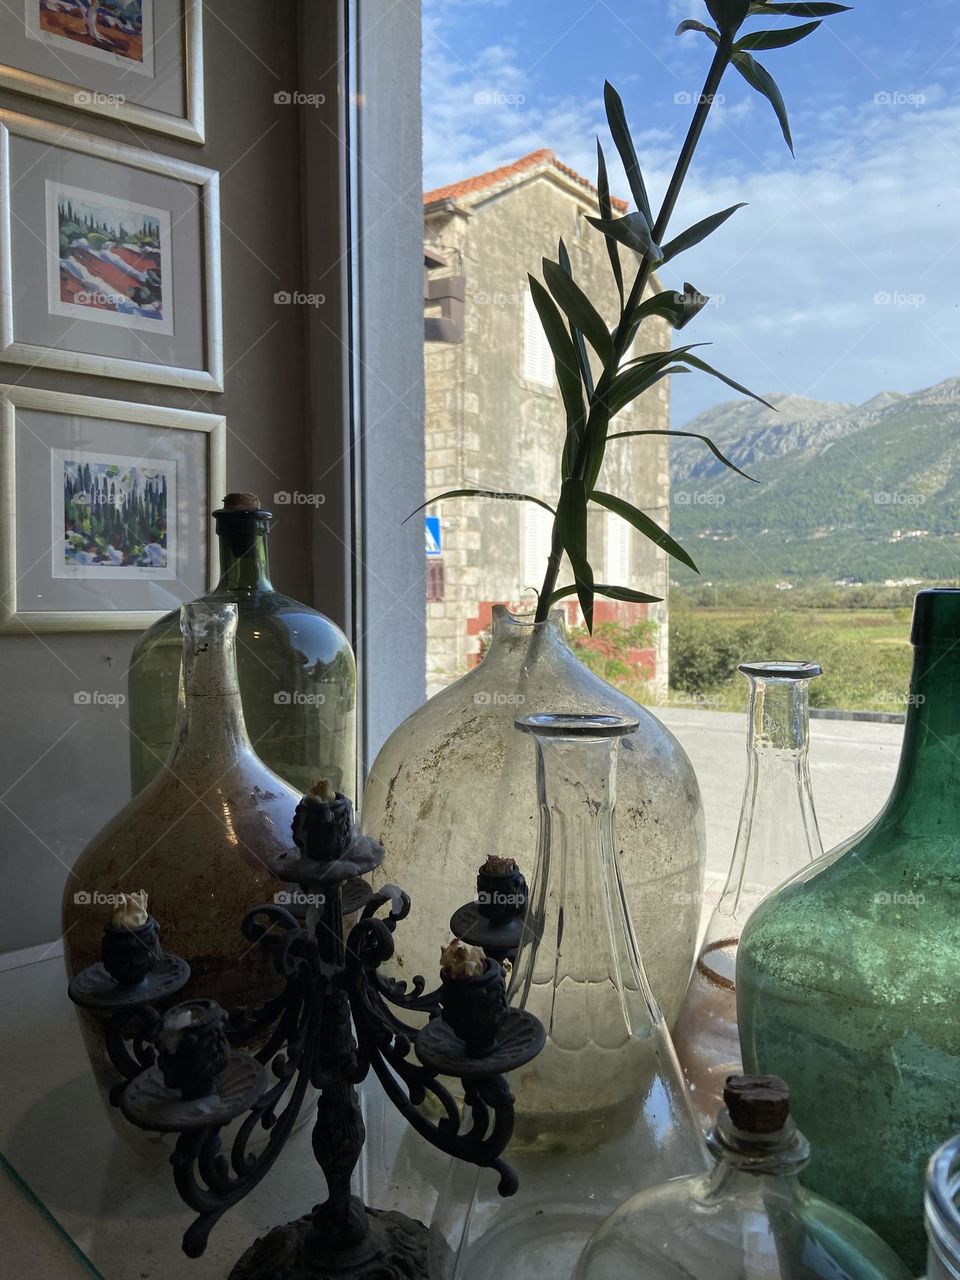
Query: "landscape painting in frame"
25 0 155 77
45 181 174 335
54 448 176 579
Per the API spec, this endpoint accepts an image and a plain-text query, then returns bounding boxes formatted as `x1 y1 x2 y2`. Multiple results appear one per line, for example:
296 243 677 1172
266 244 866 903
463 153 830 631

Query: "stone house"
423 149 671 695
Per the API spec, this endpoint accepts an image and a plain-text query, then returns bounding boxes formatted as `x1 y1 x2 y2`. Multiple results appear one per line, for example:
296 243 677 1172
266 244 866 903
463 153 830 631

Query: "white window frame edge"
300 0 426 791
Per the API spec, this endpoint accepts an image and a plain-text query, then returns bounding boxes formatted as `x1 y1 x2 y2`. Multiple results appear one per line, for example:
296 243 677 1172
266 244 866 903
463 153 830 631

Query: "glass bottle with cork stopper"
574 1075 913 1280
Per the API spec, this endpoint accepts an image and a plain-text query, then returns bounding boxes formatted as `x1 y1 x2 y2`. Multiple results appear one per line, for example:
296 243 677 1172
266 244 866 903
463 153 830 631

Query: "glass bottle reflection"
431 713 707 1280
673 662 822 1128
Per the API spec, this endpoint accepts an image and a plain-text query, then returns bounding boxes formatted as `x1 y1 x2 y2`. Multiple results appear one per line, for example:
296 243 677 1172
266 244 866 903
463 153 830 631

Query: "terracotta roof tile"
423 149 628 213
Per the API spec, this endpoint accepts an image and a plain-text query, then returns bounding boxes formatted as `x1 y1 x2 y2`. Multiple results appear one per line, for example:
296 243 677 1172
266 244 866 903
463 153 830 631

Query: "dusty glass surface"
363 607 706 1026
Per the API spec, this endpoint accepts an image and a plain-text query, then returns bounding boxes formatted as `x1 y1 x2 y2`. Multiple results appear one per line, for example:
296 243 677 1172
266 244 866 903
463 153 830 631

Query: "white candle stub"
309 777 337 804
441 938 487 979
111 891 149 929
160 1006 195 1055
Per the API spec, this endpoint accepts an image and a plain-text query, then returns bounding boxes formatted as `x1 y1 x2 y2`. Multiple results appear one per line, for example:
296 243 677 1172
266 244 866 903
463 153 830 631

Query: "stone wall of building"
424 164 671 697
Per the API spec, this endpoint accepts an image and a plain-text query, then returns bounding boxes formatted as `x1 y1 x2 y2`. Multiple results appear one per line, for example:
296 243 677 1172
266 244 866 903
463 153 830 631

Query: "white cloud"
422 4 960 424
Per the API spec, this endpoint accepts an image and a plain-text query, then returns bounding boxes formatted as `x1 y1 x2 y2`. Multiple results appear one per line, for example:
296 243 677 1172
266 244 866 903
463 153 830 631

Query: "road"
654 707 904 901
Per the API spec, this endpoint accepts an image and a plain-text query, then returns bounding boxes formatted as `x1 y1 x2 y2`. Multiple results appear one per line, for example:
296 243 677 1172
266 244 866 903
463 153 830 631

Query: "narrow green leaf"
549 583 663 607
557 477 594 630
528 276 586 437
544 258 614 364
605 363 688 418
706 0 751 31
674 351 776 408
736 19 821 49
660 204 747 264
731 49 794 153
676 18 721 41
596 140 624 311
607 429 759 482
751 3 850 15
592 490 699 573
604 81 653 224
404 490 555 523
558 240 594 394
626 288 708 333
586 212 663 262
557 240 592 480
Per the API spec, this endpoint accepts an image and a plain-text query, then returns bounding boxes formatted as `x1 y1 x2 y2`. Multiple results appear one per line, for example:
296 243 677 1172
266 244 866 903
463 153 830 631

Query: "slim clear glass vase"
672 662 823 1129
431 713 707 1280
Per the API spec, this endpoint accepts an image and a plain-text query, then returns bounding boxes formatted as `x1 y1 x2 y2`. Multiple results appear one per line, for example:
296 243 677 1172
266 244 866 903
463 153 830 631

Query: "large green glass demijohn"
737 589 960 1272
128 494 356 799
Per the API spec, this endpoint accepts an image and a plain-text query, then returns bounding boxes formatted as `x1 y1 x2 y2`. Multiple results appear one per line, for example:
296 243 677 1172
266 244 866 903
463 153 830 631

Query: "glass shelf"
0 952 448 1280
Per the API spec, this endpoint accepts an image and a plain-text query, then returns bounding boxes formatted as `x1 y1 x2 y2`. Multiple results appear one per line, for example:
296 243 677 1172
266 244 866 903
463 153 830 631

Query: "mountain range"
668 376 960 585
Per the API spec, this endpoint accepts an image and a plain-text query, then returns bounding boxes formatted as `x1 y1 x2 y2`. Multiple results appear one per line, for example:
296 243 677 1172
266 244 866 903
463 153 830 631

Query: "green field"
668 600 914 713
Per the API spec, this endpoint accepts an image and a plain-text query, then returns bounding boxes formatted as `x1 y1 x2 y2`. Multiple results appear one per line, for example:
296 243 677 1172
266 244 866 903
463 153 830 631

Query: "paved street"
655 707 904 899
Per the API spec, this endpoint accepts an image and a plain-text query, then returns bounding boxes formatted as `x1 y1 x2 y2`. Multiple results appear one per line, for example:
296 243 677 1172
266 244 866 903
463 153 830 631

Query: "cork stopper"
221 492 262 510
723 1074 790 1133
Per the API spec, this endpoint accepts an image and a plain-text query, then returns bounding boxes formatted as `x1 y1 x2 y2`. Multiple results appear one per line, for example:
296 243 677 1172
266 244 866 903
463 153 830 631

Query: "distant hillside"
669 377 960 585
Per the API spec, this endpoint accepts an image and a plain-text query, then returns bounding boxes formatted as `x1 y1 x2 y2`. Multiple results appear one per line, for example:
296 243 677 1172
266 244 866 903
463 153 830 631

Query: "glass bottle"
673 661 823 1128
574 1075 913 1280
63 602 300 1106
362 606 706 1026
926 1135 960 1280
430 713 708 1280
128 493 356 799
737 589 960 1273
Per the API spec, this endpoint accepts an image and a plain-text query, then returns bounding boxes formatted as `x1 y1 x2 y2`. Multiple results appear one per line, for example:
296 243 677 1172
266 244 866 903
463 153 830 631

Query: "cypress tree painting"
61 451 174 576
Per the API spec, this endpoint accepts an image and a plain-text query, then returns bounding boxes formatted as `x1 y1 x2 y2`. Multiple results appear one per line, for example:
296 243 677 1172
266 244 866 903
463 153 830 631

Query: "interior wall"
0 0 316 952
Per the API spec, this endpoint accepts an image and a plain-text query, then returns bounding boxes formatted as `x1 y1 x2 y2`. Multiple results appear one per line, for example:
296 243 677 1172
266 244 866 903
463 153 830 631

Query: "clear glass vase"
672 661 822 1129
574 1075 913 1280
362 607 706 1025
128 493 356 799
430 713 707 1280
927 1135 960 1280
737 589 960 1272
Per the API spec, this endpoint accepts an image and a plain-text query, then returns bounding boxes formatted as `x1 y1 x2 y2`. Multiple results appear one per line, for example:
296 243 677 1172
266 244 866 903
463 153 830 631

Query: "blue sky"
423 0 960 427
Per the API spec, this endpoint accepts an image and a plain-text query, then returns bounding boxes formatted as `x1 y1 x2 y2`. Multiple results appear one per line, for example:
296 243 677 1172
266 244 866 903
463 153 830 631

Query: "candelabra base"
230 1205 429 1280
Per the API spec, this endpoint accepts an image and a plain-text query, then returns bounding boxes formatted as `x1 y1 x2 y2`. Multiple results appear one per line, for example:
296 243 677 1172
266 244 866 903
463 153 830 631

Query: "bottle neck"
168 604 253 774
215 516 273 593
884 644 960 827
701 1111 810 1204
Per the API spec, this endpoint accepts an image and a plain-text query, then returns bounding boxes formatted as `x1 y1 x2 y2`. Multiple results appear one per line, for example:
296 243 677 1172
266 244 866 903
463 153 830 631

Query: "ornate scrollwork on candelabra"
68 784 545 1280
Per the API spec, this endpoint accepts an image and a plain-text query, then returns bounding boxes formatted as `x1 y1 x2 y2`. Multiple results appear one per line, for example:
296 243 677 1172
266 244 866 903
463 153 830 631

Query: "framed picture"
0 383 225 631
0 1 204 144
0 110 222 390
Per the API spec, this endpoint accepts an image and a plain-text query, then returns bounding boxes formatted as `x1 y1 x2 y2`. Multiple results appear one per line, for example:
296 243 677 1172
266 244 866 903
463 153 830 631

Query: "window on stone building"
426 560 446 604
605 512 632 587
522 503 554 594
522 288 554 387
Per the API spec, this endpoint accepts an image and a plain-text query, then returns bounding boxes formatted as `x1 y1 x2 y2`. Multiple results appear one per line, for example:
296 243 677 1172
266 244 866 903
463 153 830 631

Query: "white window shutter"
605 511 631 586
523 289 554 387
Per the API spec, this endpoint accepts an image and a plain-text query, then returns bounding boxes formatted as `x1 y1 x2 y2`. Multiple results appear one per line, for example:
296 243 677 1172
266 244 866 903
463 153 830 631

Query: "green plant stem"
534 36 733 626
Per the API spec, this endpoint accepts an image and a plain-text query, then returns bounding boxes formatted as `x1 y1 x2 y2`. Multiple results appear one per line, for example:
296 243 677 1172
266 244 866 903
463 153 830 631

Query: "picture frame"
0 1 204 144
0 109 222 390
0 383 225 632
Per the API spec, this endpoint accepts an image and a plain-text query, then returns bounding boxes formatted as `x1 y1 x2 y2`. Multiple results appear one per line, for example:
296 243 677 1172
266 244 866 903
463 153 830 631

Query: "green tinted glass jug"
737 589 960 1272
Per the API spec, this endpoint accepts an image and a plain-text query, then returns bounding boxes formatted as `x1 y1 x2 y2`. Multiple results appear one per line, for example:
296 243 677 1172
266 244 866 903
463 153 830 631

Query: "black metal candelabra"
68 787 545 1280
